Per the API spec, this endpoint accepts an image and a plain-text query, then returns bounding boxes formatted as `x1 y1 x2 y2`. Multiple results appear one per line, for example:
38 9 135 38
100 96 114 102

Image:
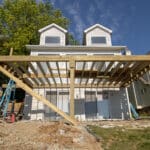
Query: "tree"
67 33 79 45
0 0 76 55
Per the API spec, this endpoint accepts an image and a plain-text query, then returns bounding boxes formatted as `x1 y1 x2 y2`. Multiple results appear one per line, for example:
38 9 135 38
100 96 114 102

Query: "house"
128 64 150 110
23 23 133 121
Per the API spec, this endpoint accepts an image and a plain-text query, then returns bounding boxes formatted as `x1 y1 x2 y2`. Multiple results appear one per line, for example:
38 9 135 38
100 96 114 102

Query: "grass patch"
87 125 150 150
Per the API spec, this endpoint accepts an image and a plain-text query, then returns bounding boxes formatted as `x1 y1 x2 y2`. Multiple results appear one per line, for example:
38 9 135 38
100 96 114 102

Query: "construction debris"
0 120 102 150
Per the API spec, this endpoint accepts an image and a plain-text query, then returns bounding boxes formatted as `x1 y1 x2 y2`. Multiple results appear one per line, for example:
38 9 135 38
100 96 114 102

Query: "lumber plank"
0 55 150 62
0 65 77 125
69 60 75 118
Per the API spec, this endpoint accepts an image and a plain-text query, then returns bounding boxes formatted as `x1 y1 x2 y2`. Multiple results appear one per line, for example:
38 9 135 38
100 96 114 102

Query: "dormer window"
91 36 106 44
45 36 60 44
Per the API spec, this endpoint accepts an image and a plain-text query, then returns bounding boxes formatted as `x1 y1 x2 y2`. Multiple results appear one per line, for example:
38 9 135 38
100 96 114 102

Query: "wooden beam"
37 62 51 86
114 62 132 85
0 55 150 62
2 83 120 88
66 61 69 85
22 73 67 78
100 62 114 86
56 62 63 85
79 62 86 84
107 62 122 85
95 62 106 86
85 62 95 85
0 65 77 125
120 63 147 86
9 48 13 56
91 62 104 85
110 62 122 77
46 62 57 86
28 62 44 85
19 63 39 86
6 63 33 87
120 63 150 87
104 62 114 75
69 60 75 118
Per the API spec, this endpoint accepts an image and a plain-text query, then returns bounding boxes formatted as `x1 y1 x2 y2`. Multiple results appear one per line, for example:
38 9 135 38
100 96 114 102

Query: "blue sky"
50 0 150 54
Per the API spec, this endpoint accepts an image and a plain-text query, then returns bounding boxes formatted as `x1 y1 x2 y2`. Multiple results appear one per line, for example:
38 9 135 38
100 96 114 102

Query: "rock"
59 129 65 135
73 136 84 143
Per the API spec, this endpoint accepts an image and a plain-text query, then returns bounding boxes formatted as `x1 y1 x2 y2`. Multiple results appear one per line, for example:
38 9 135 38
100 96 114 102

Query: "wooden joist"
28 62 44 85
94 62 105 85
120 63 150 87
0 55 150 88
85 62 95 85
56 62 63 85
0 65 77 125
22 73 67 78
37 62 51 86
18 64 39 86
31 83 120 88
79 62 86 84
6 63 33 87
46 62 57 86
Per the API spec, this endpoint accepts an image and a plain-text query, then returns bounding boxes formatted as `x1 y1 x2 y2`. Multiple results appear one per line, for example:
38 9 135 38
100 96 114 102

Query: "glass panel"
45 36 60 44
91 36 106 44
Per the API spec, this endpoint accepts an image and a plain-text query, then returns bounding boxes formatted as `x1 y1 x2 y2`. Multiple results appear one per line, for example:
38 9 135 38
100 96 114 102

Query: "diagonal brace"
0 66 77 125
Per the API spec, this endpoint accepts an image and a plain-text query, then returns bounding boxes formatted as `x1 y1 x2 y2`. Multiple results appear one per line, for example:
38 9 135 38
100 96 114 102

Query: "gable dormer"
38 23 67 46
83 24 112 46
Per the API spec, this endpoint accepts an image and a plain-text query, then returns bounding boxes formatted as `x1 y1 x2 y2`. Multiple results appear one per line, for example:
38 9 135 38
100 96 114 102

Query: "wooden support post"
9 48 13 56
0 65 77 125
69 60 75 118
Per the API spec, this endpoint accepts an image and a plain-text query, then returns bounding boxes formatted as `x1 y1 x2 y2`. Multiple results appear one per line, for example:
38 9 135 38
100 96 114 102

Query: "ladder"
0 80 16 117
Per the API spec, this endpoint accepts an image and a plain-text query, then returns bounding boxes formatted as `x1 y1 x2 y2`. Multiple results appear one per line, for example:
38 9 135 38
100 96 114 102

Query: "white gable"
39 23 67 46
84 24 112 46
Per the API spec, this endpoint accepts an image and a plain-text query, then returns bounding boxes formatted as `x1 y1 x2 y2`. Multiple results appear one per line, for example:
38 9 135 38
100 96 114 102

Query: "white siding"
109 88 130 119
39 27 66 46
85 28 112 46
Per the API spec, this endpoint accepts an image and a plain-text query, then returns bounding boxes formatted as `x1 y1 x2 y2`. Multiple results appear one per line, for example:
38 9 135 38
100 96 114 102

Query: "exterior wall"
109 88 130 119
129 80 150 109
39 27 66 46
97 90 109 119
23 94 32 120
23 90 45 120
30 89 45 120
128 71 150 109
85 28 112 46
30 49 122 56
24 88 130 121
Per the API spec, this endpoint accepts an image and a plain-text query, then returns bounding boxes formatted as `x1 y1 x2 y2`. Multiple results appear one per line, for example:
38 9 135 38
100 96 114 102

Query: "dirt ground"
0 119 150 150
0 120 101 150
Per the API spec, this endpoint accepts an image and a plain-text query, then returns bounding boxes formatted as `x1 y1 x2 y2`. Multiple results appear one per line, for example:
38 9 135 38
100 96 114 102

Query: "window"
91 36 106 44
45 36 60 44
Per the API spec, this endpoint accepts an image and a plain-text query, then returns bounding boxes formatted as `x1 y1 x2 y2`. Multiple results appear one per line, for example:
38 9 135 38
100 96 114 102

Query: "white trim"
38 23 67 33
131 83 139 107
84 24 112 34
26 45 126 51
126 88 132 119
